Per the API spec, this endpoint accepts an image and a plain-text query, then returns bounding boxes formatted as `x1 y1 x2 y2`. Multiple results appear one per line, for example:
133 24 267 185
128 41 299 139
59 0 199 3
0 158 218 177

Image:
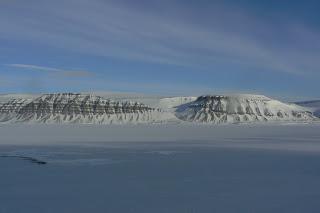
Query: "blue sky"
0 0 319 100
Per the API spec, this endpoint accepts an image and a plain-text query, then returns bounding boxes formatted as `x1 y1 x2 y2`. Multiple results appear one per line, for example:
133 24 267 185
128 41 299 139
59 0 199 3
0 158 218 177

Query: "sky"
0 0 319 100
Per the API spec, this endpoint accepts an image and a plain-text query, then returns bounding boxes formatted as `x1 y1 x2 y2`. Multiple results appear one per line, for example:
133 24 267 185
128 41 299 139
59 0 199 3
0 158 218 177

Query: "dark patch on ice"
146 150 190 155
0 155 47 165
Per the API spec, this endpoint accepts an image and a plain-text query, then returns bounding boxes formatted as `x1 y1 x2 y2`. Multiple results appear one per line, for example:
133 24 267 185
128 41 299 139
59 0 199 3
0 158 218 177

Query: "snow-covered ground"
1 124 320 212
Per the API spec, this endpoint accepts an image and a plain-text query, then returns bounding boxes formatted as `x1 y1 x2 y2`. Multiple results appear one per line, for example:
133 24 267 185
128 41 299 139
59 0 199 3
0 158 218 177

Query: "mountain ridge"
0 93 318 124
295 100 320 117
0 93 166 124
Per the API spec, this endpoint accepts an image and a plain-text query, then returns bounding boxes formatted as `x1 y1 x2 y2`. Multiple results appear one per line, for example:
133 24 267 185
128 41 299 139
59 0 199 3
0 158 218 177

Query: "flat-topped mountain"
175 95 316 123
0 93 162 124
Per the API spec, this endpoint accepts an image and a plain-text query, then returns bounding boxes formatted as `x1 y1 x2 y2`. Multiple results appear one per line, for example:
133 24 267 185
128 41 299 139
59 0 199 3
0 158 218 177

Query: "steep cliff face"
175 95 316 123
0 98 31 122
0 93 162 124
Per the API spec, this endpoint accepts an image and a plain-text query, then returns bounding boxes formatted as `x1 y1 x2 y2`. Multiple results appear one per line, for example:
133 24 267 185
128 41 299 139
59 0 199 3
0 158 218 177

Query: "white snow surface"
1 124 320 212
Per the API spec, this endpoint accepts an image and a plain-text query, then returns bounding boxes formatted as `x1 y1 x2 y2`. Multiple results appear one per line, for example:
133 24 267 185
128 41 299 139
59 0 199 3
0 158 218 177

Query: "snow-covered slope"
0 93 317 124
0 93 165 124
0 94 36 104
176 95 316 124
295 100 320 117
159 97 197 110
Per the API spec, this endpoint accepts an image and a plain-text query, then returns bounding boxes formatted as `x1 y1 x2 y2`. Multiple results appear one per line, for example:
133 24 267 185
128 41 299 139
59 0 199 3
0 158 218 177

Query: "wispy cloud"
7 64 94 78
1 0 319 75
1 0 320 99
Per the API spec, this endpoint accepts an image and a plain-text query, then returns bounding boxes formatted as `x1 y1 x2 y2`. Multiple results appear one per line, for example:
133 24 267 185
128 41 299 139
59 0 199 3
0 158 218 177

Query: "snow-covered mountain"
176 95 316 123
295 100 320 117
0 93 165 124
0 93 317 124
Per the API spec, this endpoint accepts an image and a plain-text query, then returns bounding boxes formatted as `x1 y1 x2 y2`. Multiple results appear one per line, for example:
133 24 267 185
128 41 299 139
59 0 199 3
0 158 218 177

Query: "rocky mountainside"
176 95 316 124
0 93 163 124
0 93 317 124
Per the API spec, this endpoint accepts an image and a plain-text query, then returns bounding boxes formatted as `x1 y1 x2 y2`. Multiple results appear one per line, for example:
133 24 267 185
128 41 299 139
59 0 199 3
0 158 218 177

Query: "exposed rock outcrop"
175 95 316 123
0 93 162 124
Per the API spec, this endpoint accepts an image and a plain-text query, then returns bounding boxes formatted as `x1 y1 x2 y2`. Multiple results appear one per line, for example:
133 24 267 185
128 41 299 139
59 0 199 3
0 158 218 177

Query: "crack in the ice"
0 155 47 165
